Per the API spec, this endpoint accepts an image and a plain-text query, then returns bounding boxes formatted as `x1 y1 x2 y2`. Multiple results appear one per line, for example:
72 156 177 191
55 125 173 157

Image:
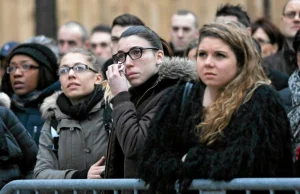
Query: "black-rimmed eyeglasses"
112 46 159 64
58 63 98 76
6 64 39 74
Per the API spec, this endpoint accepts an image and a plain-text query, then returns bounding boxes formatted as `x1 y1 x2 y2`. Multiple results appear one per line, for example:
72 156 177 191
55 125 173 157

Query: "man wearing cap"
1 43 60 144
0 41 19 79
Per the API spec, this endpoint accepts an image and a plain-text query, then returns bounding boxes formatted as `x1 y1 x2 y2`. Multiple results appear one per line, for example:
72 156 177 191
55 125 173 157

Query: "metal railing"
1 178 300 194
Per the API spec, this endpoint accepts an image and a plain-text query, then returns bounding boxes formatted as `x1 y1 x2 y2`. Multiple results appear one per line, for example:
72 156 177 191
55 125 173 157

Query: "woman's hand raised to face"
106 63 129 96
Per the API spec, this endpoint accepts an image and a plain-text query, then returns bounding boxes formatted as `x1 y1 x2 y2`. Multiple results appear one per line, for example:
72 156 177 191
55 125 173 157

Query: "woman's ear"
271 43 279 54
94 73 103 85
156 50 164 65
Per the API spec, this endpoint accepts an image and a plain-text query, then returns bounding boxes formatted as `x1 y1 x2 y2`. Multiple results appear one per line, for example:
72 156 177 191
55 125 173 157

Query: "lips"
13 81 25 89
67 82 80 88
126 72 138 77
292 26 300 30
204 72 216 76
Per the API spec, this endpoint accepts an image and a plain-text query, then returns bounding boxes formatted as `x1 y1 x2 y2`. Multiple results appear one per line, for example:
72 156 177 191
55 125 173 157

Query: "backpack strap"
103 102 113 136
181 82 193 111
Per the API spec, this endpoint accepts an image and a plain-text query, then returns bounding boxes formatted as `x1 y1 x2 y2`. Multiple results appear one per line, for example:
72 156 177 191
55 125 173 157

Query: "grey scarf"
288 69 300 140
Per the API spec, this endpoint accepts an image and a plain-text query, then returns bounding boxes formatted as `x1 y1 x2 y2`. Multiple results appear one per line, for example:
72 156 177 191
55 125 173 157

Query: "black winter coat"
139 82 294 194
0 106 38 189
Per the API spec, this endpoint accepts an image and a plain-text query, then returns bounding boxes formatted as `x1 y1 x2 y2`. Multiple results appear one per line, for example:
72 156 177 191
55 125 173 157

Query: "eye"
58 67 69 75
183 27 191 33
111 36 119 43
90 44 97 49
68 41 76 46
197 51 207 58
216 53 226 59
58 40 65 45
130 48 142 57
74 64 87 72
115 53 125 62
22 64 31 70
285 11 296 18
172 27 179 32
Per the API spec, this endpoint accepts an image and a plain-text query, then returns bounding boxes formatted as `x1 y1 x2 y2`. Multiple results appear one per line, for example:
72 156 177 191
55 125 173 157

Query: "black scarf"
57 85 104 120
11 90 42 108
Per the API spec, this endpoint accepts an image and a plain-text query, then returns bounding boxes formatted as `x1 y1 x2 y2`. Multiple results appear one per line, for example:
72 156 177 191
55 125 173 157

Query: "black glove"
71 169 89 179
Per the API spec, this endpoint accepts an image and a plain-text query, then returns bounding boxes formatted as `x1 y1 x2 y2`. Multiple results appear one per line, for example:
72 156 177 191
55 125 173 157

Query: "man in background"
169 10 199 57
88 24 112 60
57 21 88 57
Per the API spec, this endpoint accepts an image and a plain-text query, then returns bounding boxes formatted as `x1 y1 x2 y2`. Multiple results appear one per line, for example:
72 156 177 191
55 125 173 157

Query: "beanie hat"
7 43 57 76
293 29 300 52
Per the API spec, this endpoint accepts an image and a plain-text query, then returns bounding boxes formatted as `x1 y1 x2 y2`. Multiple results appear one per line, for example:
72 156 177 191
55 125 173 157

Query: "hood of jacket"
40 91 63 121
0 92 11 108
157 57 197 82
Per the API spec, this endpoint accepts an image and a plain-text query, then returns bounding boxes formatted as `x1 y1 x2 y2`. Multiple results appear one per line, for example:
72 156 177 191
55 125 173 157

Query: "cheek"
196 60 204 76
29 72 40 88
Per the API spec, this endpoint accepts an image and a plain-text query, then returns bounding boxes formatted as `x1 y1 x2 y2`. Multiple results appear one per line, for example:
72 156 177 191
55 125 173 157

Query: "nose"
61 43 69 55
203 55 214 67
13 67 23 76
124 54 134 67
177 29 184 38
96 47 103 56
67 68 76 78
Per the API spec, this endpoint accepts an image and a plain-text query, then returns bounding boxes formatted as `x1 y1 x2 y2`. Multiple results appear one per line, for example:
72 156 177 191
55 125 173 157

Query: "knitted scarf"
11 90 42 107
57 85 104 120
288 69 300 139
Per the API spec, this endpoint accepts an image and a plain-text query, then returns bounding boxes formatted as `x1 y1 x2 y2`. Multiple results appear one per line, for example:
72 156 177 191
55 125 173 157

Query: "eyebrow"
60 62 84 67
197 49 228 53
10 60 32 64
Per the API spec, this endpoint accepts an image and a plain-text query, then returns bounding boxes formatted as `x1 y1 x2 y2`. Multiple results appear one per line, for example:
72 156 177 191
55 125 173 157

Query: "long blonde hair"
197 22 271 145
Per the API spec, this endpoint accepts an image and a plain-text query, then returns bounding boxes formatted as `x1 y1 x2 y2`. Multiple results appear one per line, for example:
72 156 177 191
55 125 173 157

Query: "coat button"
84 148 91 153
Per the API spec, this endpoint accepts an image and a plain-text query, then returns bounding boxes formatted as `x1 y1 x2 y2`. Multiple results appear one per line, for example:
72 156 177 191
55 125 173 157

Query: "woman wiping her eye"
104 25 197 182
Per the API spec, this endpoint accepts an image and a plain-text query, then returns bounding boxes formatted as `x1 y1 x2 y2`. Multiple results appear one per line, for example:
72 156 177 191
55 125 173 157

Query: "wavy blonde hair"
197 21 271 145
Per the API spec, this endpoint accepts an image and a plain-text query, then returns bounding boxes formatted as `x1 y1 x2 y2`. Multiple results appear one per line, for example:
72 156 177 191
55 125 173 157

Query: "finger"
88 174 101 179
93 156 105 166
98 156 106 165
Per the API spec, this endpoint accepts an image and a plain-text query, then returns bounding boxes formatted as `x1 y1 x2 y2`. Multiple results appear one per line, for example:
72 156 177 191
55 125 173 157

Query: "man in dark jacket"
263 0 300 76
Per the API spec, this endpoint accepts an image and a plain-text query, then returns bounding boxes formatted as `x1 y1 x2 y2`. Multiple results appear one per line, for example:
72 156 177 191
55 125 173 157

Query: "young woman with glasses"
1 43 60 145
34 48 109 180
105 25 197 180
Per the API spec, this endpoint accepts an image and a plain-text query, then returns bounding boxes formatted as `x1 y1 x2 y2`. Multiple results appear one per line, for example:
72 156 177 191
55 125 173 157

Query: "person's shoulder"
249 84 283 107
253 84 277 96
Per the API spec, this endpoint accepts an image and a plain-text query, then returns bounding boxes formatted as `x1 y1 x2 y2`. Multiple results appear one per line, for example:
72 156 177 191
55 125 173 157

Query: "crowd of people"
1 0 300 193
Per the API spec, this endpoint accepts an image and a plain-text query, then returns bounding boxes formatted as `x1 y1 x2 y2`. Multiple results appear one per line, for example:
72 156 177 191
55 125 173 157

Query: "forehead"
284 0 300 12
58 26 83 40
10 54 37 63
252 28 270 39
199 37 232 51
111 25 130 38
60 52 88 66
171 14 196 28
90 32 111 42
118 35 151 51
215 15 238 23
